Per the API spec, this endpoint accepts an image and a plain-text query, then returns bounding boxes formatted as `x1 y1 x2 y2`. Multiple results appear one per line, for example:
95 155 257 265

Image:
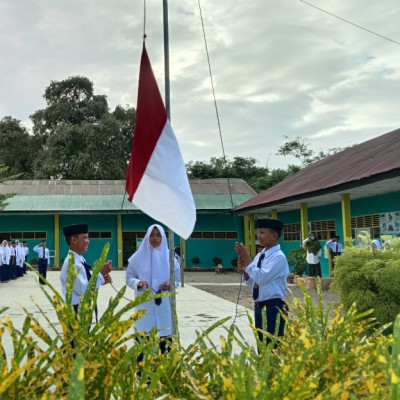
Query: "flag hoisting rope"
125 44 196 240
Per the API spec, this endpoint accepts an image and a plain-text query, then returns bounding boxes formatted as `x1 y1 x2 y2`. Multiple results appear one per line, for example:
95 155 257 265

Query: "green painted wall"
59 214 118 267
185 214 242 268
277 191 400 277
351 192 400 215
0 214 55 264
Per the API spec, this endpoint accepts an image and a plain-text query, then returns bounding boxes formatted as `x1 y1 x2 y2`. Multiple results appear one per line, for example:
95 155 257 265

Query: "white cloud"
0 0 399 170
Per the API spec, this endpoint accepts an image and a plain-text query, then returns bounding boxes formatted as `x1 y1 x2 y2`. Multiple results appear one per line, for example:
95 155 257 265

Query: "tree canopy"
0 75 341 190
30 76 135 179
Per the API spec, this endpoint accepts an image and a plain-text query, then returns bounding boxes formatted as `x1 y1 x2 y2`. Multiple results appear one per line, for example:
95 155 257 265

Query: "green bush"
212 256 223 266
2 244 400 399
191 256 201 266
288 247 307 276
231 257 238 268
331 236 400 334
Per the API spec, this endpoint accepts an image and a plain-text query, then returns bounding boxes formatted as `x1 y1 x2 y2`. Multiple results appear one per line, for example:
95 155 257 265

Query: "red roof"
236 128 400 211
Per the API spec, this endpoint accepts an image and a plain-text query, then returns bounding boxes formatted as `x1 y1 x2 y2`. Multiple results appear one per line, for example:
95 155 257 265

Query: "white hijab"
127 224 170 292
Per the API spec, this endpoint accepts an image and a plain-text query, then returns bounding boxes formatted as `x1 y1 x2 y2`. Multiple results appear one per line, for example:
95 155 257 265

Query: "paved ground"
183 270 340 312
0 269 340 360
0 270 256 359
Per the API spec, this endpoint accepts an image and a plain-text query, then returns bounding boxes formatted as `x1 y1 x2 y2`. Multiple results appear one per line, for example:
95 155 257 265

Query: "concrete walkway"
0 270 256 359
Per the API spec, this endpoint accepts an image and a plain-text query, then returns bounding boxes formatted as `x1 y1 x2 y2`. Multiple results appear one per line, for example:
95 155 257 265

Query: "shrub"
331 236 400 333
288 247 307 276
2 244 400 399
191 256 201 266
212 256 223 266
231 257 238 268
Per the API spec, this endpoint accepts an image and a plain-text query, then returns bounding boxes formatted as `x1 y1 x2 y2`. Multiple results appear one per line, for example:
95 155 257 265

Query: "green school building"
236 128 400 277
0 178 255 269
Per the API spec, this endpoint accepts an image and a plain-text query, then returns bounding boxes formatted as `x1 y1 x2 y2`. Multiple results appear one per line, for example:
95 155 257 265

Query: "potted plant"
191 257 201 267
288 247 307 277
212 257 222 266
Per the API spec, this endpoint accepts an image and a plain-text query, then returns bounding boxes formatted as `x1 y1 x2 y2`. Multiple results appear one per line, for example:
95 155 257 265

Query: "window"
89 231 112 239
283 223 301 241
310 220 336 240
0 231 47 240
351 214 380 239
189 231 238 240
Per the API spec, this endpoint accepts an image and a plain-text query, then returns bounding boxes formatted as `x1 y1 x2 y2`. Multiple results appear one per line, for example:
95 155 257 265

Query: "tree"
276 135 344 166
186 156 300 193
186 156 266 189
31 76 135 179
0 116 34 177
0 164 21 210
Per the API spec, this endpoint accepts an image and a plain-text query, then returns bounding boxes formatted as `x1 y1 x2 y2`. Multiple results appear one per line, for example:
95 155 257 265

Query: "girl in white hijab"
126 224 176 340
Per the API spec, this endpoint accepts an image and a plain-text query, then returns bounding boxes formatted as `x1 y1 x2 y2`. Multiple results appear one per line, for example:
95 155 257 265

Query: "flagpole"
163 0 177 336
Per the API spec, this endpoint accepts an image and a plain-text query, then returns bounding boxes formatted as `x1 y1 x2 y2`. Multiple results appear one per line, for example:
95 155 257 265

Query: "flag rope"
198 0 244 324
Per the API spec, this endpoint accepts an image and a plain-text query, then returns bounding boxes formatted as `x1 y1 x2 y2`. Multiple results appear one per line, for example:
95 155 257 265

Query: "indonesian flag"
126 44 196 240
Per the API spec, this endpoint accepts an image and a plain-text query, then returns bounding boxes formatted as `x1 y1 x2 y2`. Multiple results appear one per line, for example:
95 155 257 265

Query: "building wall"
0 212 244 269
0 214 55 264
277 191 400 277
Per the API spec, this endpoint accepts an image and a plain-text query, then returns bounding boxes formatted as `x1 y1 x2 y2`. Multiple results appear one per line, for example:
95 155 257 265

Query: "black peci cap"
256 218 284 234
63 224 89 237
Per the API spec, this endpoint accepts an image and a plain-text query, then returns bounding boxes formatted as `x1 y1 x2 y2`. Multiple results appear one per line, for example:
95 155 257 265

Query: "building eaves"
236 128 400 212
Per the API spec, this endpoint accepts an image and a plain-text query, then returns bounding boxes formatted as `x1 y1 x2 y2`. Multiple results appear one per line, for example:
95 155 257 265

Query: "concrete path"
0 270 256 359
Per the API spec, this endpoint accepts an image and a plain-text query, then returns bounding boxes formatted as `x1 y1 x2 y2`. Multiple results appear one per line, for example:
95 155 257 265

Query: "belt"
254 298 285 308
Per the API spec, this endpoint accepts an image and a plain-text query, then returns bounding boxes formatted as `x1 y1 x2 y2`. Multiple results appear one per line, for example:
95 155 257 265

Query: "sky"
0 0 399 169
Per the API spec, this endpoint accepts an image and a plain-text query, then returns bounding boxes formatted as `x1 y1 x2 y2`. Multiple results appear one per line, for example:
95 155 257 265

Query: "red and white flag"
126 44 196 239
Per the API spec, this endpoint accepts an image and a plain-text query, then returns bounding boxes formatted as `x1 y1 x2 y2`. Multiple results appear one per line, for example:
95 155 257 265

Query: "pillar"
341 194 352 245
117 214 123 268
54 214 59 268
300 203 309 241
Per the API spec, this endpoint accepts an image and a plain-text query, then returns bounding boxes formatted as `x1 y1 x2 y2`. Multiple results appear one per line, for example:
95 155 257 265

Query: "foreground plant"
0 246 399 399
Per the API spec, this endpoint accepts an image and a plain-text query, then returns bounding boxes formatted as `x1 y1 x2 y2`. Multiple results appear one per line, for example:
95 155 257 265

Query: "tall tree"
276 135 344 166
0 164 22 209
31 76 135 179
0 116 34 177
187 156 268 192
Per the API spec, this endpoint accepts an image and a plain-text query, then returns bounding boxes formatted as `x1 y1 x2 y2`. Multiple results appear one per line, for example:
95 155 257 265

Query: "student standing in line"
302 233 322 277
325 235 343 270
33 240 50 284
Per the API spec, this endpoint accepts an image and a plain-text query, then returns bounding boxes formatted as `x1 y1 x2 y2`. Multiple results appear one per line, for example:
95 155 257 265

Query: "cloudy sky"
1 0 399 169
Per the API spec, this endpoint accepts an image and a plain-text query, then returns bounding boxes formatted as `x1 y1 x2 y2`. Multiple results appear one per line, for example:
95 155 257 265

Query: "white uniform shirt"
60 250 105 306
33 245 50 264
2 245 11 264
325 239 343 254
244 244 289 302
302 238 322 264
16 244 25 267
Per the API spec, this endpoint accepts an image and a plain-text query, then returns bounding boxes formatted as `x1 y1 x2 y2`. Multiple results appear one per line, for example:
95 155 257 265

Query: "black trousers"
308 263 321 277
136 335 172 377
254 299 288 349
38 259 48 284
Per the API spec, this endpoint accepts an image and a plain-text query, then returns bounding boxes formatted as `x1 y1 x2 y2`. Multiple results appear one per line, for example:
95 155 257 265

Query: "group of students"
302 234 344 277
0 239 29 282
0 239 52 284
61 219 288 357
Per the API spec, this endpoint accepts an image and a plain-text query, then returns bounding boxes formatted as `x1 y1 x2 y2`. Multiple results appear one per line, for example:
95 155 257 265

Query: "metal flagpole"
163 0 177 336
